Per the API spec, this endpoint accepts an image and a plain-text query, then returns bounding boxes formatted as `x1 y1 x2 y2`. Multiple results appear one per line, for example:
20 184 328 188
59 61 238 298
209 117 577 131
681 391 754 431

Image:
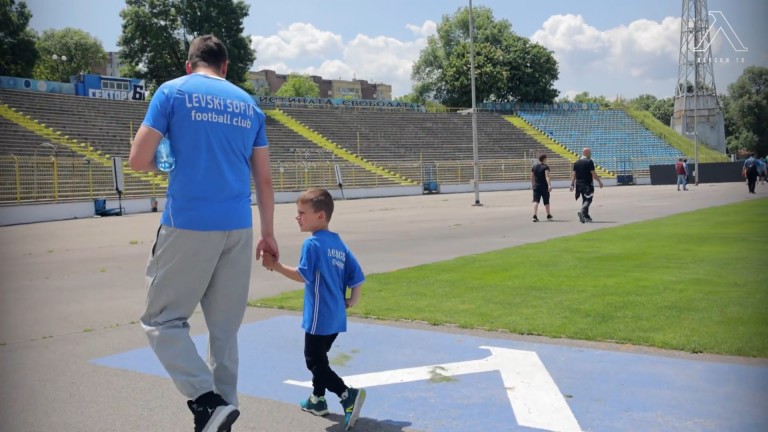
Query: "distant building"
247 69 391 100
92 52 122 77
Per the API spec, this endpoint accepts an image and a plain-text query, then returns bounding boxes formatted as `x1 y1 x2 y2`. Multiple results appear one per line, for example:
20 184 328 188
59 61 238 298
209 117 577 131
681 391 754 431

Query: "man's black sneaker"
187 391 240 432
577 211 585 223
585 217 593 223
546 214 553 221
532 215 539 222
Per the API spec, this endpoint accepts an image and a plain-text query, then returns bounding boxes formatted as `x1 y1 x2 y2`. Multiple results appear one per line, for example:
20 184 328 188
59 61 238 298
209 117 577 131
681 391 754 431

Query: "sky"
24 0 768 100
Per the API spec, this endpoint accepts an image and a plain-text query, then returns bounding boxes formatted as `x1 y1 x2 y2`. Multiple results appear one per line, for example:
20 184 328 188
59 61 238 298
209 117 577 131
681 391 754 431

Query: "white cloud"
250 23 343 61
532 14 681 98
250 21 437 97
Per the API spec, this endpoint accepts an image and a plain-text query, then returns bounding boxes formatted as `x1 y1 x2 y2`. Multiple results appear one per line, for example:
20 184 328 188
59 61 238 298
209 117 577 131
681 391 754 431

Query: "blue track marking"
91 316 768 432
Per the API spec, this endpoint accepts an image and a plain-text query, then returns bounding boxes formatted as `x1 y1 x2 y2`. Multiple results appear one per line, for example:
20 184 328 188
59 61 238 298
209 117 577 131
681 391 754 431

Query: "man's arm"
251 147 278 261
128 126 162 172
591 170 603 188
530 171 535 189
569 170 576 191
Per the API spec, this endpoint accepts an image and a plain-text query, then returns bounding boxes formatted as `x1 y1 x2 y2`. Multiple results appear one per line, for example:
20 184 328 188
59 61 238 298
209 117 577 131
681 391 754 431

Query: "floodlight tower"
672 0 726 158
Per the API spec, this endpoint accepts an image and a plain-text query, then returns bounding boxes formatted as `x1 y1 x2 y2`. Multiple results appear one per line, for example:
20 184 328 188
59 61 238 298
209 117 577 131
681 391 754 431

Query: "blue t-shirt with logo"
142 73 268 231
297 230 365 335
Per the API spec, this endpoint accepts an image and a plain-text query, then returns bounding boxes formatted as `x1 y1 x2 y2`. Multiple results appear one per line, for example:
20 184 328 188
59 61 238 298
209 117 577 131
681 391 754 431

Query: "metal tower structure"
672 0 726 155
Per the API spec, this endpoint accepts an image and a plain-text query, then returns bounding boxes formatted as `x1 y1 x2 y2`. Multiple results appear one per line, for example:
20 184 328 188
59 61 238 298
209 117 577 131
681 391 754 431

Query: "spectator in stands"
743 153 759 194
570 147 603 223
531 153 553 222
683 158 690 190
675 158 687 191
128 35 278 432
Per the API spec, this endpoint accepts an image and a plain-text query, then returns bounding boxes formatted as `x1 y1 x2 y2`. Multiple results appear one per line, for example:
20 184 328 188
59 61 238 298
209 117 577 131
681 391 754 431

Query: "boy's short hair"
188 35 228 69
538 153 547 162
297 188 334 222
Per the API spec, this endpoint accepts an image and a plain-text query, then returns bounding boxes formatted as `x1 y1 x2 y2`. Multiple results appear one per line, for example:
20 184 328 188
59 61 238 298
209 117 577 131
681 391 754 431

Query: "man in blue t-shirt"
128 35 278 432
263 188 366 431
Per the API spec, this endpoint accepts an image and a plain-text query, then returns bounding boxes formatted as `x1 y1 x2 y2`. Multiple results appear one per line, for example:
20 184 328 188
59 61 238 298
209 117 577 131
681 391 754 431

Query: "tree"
649 97 674 126
725 66 768 155
274 74 319 97
412 5 558 107
118 0 255 92
33 28 107 82
0 0 38 77
572 91 611 106
628 94 657 112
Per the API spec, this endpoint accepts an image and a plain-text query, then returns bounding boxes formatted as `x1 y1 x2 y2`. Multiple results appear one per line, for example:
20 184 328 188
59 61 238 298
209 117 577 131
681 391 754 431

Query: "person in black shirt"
569 147 603 223
530 153 553 222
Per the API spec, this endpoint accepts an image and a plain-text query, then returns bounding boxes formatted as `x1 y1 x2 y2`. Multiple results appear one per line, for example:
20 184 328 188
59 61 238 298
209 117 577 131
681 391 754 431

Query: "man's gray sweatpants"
140 225 252 406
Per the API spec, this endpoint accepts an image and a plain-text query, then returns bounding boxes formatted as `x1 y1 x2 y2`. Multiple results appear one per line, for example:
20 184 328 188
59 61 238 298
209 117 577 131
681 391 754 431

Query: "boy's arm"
263 254 304 283
345 284 363 308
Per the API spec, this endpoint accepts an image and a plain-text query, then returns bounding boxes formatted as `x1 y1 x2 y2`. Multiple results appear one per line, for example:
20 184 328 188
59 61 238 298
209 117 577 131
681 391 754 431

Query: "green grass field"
253 198 768 357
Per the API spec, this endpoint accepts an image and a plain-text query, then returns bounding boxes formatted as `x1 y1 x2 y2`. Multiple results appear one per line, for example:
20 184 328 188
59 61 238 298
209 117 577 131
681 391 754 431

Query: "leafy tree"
0 0 38 77
118 0 255 92
573 91 611 106
274 74 319 97
725 66 768 155
412 5 558 107
33 28 107 82
649 97 674 126
628 94 657 112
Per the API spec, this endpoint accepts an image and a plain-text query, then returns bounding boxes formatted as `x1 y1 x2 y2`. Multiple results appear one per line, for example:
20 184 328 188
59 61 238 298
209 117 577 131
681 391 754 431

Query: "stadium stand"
5 86 696 204
517 109 685 174
278 107 570 183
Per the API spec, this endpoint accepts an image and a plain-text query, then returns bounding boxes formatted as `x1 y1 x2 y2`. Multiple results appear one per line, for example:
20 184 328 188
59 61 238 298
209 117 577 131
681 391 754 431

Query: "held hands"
256 235 279 265
262 252 278 271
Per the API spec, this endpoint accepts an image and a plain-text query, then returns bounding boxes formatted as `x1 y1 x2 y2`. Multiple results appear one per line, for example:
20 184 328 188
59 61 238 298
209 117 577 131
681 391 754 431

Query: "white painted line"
285 345 582 432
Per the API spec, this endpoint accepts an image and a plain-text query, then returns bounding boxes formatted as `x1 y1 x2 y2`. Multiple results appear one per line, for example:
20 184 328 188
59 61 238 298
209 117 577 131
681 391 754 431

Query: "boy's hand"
345 297 358 309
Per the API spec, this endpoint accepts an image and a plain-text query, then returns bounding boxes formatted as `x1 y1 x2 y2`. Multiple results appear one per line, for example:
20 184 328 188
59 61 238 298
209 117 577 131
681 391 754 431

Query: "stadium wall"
649 162 744 185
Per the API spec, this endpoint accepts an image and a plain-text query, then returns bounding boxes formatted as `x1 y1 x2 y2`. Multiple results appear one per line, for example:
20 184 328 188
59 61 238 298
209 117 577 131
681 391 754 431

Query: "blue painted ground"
92 316 768 432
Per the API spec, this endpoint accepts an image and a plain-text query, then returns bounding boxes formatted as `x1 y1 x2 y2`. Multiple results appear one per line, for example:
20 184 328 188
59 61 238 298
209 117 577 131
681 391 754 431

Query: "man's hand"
262 252 277 271
256 235 279 263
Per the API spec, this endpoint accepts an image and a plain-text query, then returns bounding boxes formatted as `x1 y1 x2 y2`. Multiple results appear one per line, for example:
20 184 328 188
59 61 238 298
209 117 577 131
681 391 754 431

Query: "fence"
0 155 583 204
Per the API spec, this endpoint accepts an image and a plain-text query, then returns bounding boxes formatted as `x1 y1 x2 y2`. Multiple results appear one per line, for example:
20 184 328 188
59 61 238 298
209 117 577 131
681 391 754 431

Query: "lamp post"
685 131 699 186
52 54 67 82
469 0 481 206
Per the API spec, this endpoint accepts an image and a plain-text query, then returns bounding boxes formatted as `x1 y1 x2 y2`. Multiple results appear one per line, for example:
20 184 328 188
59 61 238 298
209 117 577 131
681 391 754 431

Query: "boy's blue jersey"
297 230 365 335
141 73 268 231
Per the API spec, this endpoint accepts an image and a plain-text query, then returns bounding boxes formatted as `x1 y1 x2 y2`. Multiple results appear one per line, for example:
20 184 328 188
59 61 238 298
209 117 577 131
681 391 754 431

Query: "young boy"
262 188 366 430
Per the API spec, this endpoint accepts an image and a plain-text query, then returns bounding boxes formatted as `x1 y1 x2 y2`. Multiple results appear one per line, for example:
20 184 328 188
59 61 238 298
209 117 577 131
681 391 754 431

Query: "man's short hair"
188 35 228 69
538 153 547 162
297 188 334 222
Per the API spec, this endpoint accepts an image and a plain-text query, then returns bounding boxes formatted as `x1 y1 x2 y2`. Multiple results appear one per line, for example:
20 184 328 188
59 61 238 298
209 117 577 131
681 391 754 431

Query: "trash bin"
422 163 440 194
94 198 107 214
